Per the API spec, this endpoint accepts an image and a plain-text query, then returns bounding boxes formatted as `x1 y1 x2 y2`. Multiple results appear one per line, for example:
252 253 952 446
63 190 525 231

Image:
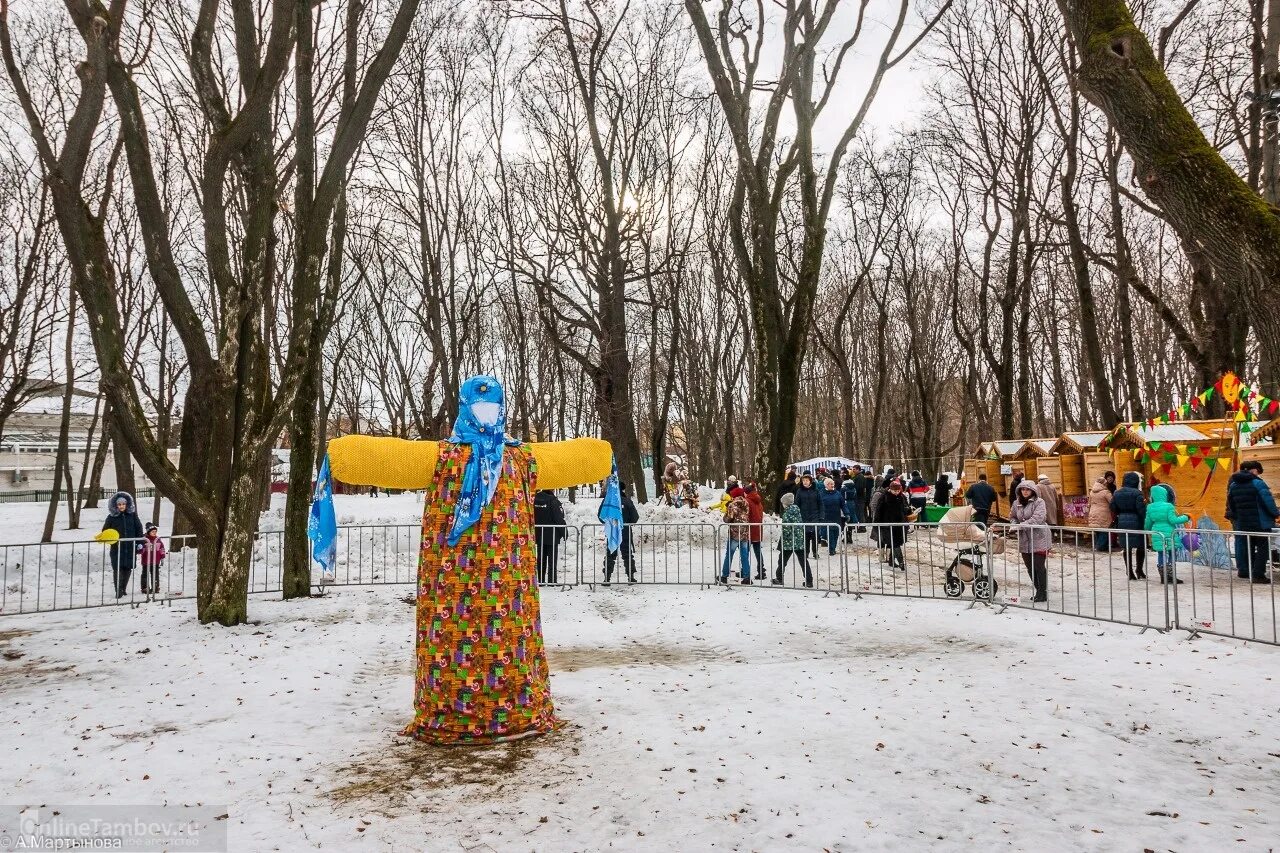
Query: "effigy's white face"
471 401 501 426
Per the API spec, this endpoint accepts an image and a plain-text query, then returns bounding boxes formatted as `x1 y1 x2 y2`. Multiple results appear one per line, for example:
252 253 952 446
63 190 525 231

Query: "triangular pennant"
1205 456 1218 471
1176 454 1190 466
1190 455 1202 468
1161 463 1173 474
1205 388 1215 402
1150 441 1162 451
1242 422 1253 434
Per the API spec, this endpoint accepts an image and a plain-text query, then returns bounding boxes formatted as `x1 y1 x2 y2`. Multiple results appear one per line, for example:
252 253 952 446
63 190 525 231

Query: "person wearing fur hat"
773 492 813 587
101 491 144 599
1008 480 1050 603
794 473 822 558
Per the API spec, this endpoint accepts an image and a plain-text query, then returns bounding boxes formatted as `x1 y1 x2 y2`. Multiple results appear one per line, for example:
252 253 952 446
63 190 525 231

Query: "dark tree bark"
684 0 948 494
1 0 421 625
42 290 77 542
1058 0 1280 386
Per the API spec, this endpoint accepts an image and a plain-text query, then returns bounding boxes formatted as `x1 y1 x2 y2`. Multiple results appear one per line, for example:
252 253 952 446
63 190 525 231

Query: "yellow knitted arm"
529 438 614 490
327 435 440 490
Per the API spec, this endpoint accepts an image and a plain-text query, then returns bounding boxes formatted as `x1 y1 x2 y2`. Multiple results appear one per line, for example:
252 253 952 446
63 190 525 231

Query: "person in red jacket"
743 483 766 580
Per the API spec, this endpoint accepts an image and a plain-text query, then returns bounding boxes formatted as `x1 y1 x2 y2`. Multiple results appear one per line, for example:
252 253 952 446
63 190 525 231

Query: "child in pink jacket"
139 523 167 596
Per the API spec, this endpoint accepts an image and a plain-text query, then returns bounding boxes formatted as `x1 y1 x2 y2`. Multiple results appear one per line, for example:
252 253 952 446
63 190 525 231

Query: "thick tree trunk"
110 408 135 497
83 407 111 510
170 377 214 548
1062 174 1119 424
197 461 266 626
1059 0 1280 382
75 393 103 513
42 312 76 543
282 357 320 600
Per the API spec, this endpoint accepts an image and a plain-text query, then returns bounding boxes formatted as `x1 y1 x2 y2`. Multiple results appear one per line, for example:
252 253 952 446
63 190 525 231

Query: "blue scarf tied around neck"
447 375 522 546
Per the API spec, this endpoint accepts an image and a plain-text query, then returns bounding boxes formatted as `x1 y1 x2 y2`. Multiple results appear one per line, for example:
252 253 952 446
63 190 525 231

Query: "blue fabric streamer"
308 454 338 577
598 458 623 554
447 375 522 546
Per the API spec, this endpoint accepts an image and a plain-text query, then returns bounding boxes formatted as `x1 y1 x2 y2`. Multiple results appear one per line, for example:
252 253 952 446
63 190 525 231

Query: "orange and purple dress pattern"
401 441 560 744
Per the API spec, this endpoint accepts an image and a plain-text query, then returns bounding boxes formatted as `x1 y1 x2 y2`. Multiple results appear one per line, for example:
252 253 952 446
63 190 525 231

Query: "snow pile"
0 586 1276 849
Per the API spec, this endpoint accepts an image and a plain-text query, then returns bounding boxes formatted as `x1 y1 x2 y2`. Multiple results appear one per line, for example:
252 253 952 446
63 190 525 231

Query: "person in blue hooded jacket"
101 491 145 598
1225 460 1278 583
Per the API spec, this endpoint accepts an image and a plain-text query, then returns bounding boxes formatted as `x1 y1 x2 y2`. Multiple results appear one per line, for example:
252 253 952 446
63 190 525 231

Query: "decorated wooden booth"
1097 372 1280 528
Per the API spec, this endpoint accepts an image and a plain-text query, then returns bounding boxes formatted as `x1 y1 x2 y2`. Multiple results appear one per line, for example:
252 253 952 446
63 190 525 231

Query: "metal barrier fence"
1 520 1276 646
0 487 158 505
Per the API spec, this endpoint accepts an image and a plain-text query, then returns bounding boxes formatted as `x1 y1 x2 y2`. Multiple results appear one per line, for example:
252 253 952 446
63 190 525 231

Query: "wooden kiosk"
963 442 1001 491
1037 433 1107 525
992 439 1034 496
1098 420 1237 528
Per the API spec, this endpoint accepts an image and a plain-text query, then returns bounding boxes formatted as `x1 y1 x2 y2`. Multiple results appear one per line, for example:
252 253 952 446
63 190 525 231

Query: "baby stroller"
936 505 1004 601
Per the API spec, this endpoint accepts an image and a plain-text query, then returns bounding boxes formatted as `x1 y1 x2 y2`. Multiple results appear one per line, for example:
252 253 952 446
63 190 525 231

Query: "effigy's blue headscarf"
447 375 522 546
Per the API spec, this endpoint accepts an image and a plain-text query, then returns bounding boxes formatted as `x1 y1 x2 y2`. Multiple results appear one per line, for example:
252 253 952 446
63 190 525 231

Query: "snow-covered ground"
1 585 1276 850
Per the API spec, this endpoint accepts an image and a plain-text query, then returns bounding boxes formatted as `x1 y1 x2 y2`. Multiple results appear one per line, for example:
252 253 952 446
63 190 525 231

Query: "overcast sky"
744 0 937 148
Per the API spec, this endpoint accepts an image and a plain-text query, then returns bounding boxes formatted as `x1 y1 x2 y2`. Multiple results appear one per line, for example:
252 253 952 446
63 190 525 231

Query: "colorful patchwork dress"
402 442 556 744
326 430 614 745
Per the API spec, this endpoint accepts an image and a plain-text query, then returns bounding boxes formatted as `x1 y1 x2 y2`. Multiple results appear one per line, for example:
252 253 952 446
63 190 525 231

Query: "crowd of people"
522 460 1279 596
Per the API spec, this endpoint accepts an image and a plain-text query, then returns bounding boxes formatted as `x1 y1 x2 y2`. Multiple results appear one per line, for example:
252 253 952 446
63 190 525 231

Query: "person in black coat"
773 468 798 514
854 467 873 525
1225 461 1279 582
604 481 640 584
533 489 567 584
793 473 823 558
965 474 998 527
1110 471 1147 580
933 474 952 507
102 491 144 598
872 480 910 570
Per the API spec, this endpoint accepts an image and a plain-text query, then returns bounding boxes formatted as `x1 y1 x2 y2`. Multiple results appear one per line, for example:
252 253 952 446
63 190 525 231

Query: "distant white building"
0 385 176 495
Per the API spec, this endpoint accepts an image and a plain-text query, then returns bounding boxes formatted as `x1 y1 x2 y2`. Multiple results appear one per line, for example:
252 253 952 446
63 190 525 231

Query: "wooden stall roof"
992 439 1029 459
1100 422 1219 450
1248 419 1280 445
1013 438 1057 459
1051 432 1110 454
971 441 997 459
